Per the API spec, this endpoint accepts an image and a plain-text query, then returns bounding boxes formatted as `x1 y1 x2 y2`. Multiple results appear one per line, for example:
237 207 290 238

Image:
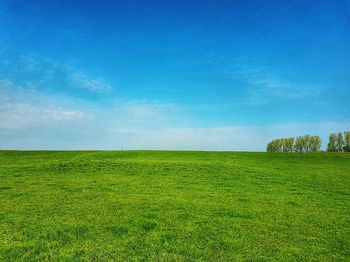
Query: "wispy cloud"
116 100 180 119
0 102 85 129
105 121 350 151
0 51 345 150
0 80 181 131
0 80 86 129
70 70 112 92
1 53 113 94
3 118 347 150
195 54 322 105
228 65 321 105
2 77 347 150
107 126 263 151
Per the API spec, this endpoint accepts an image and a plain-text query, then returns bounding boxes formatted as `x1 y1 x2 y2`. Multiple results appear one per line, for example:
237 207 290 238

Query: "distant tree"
273 140 278 152
294 136 304 152
267 139 277 152
275 139 282 152
266 141 273 152
270 139 276 152
279 139 284 152
268 135 320 153
303 135 311 152
281 138 285 152
336 132 344 152
271 140 277 152
285 137 294 152
301 136 307 152
344 131 350 152
327 133 337 152
267 138 290 152
310 136 321 152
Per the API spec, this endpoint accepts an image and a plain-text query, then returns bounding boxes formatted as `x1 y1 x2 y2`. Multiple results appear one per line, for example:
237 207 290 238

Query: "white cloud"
0 79 182 136
1 80 348 150
117 100 179 119
239 72 319 104
221 62 322 105
242 77 321 106
109 126 262 151
70 70 112 92
0 102 85 129
1 84 348 151
0 62 347 150
0 80 86 129
190 54 322 105
1 54 113 93
105 122 350 151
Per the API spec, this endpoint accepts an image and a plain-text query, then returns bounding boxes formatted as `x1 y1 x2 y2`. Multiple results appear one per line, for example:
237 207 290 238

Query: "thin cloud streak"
1 53 113 94
1 79 348 151
106 122 350 151
70 70 112 92
228 65 322 105
2 122 349 151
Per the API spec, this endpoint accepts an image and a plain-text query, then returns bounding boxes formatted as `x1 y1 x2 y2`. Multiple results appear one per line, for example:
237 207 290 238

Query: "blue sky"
0 0 349 150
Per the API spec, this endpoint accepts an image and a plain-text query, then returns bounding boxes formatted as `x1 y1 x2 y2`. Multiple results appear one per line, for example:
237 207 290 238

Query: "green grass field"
0 151 349 261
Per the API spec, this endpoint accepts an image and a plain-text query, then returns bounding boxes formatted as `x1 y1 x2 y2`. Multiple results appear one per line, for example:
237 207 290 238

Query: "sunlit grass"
0 151 349 261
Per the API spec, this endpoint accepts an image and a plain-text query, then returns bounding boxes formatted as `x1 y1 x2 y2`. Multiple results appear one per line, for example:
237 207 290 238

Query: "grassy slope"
0 151 349 261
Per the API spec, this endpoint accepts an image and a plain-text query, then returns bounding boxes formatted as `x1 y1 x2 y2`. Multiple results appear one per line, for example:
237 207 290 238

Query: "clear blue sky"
0 0 349 150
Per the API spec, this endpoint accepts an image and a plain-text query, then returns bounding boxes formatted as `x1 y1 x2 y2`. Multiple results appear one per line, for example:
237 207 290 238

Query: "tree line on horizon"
327 131 350 152
266 135 321 152
266 131 350 153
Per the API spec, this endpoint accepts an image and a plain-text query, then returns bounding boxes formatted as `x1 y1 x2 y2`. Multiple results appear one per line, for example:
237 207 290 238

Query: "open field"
0 151 349 261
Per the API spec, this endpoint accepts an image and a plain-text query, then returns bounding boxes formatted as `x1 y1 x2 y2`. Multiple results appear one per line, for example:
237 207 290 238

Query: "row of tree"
327 132 350 152
266 135 321 152
267 131 350 152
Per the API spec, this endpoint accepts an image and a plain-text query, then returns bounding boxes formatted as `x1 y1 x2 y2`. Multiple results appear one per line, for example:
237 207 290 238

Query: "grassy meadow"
0 151 349 261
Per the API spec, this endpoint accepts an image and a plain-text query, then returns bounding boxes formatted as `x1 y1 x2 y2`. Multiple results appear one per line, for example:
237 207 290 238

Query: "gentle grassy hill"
0 151 349 261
